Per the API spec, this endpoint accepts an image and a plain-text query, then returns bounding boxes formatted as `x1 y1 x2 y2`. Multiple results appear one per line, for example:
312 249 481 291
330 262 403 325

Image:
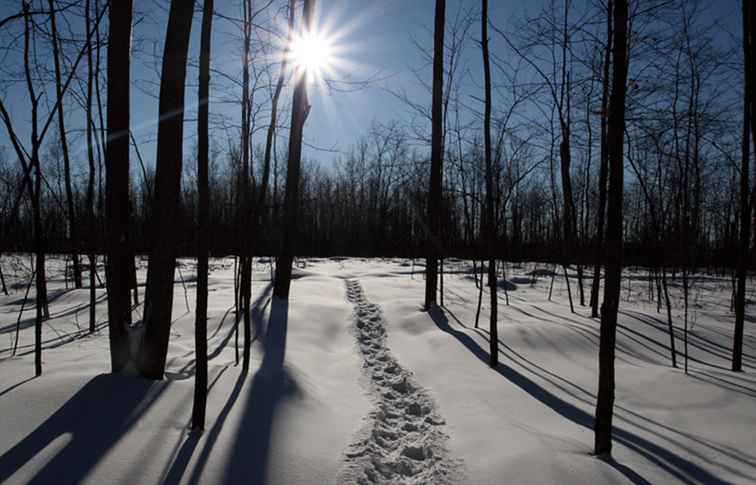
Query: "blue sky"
0 0 743 175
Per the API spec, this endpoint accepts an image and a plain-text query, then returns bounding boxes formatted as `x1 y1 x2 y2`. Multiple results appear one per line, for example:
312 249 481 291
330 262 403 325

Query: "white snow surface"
0 254 755 484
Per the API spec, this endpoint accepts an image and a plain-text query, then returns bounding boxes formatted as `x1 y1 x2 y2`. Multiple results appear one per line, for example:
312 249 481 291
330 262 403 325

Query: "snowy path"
339 279 462 484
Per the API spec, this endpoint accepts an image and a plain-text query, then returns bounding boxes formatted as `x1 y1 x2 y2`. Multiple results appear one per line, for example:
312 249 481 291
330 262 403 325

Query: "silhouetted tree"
424 0 446 311
48 0 81 289
274 0 315 299
192 0 213 431
733 0 754 372
481 0 497 367
141 0 194 379
594 0 628 456
105 0 134 373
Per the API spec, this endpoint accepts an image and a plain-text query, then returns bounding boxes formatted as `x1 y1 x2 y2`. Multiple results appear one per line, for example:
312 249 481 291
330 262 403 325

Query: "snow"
1 255 755 484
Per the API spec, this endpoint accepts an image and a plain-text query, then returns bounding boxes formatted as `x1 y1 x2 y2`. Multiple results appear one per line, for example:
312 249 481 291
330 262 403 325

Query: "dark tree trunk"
238 0 253 373
424 0 445 311
48 0 81 289
105 0 134 373
192 0 213 432
141 0 194 379
481 0 498 367
0 261 7 296
734 0 754 373
85 0 97 334
274 0 315 299
594 0 628 457
590 0 613 319
19 5 47 375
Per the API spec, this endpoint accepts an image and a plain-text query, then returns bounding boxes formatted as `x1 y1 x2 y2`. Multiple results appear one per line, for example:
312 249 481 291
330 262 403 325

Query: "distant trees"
423 0 446 311
594 0 629 456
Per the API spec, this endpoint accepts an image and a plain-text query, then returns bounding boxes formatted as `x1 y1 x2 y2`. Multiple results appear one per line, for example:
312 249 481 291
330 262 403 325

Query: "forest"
0 0 754 484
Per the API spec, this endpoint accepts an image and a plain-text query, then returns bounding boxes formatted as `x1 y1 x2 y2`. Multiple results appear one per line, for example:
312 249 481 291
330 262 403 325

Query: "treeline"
0 121 745 268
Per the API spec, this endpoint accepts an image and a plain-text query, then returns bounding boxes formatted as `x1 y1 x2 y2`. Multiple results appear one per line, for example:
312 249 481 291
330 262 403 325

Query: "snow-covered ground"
0 255 754 484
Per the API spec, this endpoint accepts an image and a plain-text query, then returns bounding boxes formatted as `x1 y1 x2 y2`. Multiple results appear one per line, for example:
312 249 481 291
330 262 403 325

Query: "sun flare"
289 31 334 80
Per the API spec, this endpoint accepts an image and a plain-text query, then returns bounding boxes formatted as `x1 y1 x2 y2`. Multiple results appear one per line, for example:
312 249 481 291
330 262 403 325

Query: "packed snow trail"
339 279 463 484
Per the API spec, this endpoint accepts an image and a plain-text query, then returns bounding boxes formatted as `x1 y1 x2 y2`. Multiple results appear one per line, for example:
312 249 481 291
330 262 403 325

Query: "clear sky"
0 0 742 174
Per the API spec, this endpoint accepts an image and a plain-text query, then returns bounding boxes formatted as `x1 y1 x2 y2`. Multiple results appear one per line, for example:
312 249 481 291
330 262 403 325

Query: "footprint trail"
339 279 462 484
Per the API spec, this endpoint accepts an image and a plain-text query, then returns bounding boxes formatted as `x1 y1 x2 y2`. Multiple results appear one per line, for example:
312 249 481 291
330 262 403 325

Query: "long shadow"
162 366 242 485
165 296 295 485
4 320 109 358
222 296 297 484
448 307 756 473
0 287 75 310
0 292 109 335
0 375 37 398
429 306 733 485
207 283 272 363
0 374 166 485
620 310 756 372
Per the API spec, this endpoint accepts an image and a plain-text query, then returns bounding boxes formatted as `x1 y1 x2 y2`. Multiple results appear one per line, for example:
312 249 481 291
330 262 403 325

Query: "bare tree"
594 0 628 457
192 0 214 431
590 0 612 319
274 0 315 299
48 0 81 289
141 0 195 379
85 0 97 334
424 0 446 310
481 0 497 367
105 0 134 373
733 0 754 373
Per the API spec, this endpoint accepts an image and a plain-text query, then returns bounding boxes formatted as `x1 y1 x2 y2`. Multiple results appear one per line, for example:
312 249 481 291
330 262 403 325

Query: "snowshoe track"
339 279 462 485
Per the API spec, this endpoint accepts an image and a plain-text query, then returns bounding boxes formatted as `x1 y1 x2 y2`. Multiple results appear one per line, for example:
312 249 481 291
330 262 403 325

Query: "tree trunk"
482 0 498 367
734 0 755 372
239 0 253 373
85 0 97 334
594 0 628 457
48 0 81 289
192 0 213 432
105 0 134 373
274 0 315 299
424 0 446 311
141 0 194 379
590 0 613 318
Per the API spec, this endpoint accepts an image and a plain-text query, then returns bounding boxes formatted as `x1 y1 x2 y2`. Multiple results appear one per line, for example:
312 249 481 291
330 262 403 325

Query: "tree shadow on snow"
428 306 742 485
0 374 166 485
164 296 297 485
222 297 298 484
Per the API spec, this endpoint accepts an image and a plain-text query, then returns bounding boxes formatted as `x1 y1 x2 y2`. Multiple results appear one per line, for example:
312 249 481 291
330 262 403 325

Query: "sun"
289 30 334 81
